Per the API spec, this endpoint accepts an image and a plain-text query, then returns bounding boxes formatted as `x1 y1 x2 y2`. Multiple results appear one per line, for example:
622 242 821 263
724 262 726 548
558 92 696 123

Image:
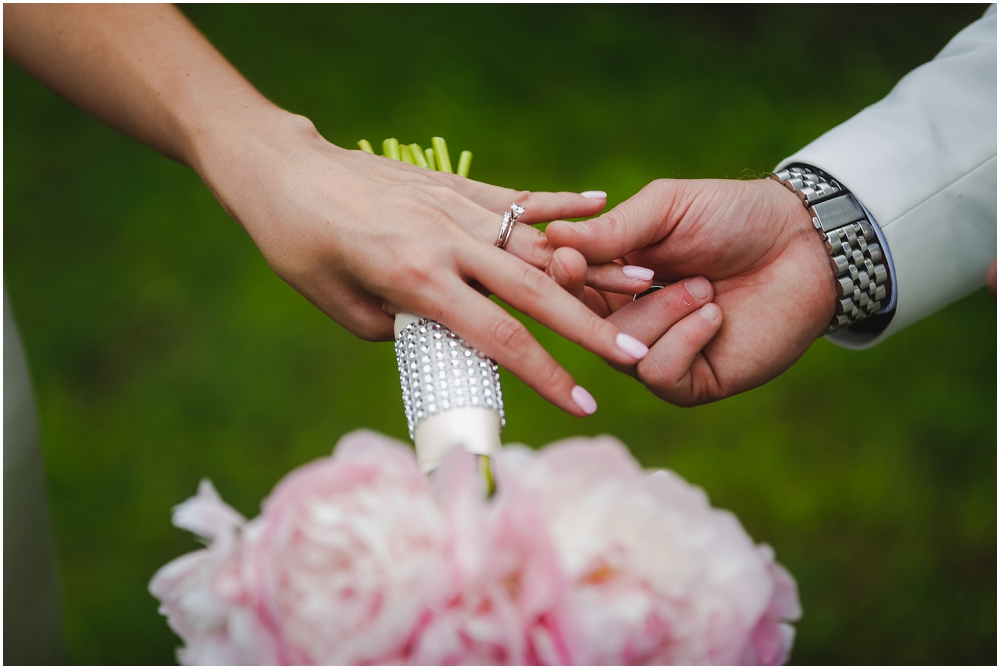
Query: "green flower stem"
382 138 400 161
478 455 496 498
399 144 415 165
357 139 375 154
457 151 473 178
409 143 429 169
432 137 452 173
425 148 437 171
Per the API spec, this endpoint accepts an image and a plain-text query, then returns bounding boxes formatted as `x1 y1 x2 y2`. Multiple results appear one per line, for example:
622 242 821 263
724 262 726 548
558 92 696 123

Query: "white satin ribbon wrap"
394 312 502 474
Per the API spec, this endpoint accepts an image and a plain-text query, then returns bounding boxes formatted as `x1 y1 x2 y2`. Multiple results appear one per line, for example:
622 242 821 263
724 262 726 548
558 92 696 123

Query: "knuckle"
492 315 531 352
678 327 704 351
520 264 566 306
390 260 431 288
385 258 450 297
600 208 626 234
513 189 533 207
411 279 459 319
637 355 668 388
432 184 467 208
536 357 569 392
577 311 608 343
428 279 467 318
646 178 672 196
506 228 550 268
524 232 553 266
504 258 545 296
414 299 447 324
287 113 321 140
637 357 681 400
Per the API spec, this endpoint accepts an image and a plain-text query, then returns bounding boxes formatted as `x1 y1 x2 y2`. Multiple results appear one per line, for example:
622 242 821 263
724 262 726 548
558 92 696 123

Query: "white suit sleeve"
777 5 997 349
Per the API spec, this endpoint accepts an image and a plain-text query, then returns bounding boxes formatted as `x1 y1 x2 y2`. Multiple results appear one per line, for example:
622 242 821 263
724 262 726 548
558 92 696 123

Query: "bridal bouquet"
150 136 800 665
150 431 800 665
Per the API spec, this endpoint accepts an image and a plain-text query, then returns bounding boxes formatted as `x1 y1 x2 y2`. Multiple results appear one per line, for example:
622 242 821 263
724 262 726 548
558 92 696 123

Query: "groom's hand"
546 178 837 406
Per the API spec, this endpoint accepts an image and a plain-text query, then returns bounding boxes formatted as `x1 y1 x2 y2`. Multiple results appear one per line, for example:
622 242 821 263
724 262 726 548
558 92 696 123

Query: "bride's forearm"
3 3 280 170
5 5 649 415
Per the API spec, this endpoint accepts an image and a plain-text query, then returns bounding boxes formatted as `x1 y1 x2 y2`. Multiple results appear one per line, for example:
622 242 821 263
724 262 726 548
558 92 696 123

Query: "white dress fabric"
4 288 64 664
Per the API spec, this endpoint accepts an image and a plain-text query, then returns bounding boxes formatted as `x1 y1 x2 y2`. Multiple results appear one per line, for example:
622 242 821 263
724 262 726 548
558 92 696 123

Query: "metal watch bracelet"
770 165 891 334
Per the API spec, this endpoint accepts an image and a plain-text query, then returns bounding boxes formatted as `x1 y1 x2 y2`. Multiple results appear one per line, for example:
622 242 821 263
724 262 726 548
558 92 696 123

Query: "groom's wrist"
771 165 892 334
767 179 839 333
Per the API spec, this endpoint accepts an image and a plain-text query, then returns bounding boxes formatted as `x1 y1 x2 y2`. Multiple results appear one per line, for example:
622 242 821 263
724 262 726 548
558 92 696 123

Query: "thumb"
545 179 679 264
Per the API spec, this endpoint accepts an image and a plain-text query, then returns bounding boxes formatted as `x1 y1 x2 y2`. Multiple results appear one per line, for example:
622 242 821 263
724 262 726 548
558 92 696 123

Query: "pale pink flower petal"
151 431 801 666
242 430 453 665
149 480 254 664
171 479 246 541
418 446 569 665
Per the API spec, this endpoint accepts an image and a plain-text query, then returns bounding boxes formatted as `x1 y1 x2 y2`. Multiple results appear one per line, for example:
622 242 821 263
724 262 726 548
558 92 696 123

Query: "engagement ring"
495 203 525 250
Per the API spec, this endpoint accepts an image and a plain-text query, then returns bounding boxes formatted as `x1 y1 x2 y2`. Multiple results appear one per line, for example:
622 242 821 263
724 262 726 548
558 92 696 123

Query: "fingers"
545 179 682 263
606 276 715 344
448 196 559 269
473 222 650 295
510 189 608 224
503 220 555 267
447 177 608 224
423 184 654 298
460 242 650 372
635 304 723 406
599 276 715 381
586 262 655 294
529 240 653 295
590 289 631 316
427 280 597 416
457 199 653 294
546 247 587 301
546 249 632 317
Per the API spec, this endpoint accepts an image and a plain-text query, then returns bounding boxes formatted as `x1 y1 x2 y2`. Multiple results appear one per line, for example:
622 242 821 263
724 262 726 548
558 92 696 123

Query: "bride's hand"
4 3 653 415
545 178 836 406
196 110 655 415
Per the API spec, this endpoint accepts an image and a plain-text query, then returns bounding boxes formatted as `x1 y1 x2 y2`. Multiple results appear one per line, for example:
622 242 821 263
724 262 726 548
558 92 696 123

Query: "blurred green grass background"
4 4 995 664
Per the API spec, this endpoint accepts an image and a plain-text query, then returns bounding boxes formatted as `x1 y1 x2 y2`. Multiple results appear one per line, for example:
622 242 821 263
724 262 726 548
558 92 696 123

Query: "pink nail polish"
622 265 655 281
684 277 711 300
571 385 598 414
580 190 607 200
616 332 649 359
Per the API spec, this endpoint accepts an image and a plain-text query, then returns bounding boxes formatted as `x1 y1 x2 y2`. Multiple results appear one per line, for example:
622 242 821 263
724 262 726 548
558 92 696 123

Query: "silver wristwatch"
771 165 892 334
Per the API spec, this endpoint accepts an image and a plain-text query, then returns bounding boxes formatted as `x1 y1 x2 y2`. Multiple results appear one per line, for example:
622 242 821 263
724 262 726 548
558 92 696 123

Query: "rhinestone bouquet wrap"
395 318 505 440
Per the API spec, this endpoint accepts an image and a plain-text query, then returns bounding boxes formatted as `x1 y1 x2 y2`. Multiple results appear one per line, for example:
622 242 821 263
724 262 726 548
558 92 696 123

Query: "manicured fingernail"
622 265 655 281
571 385 598 414
685 276 711 300
616 332 649 359
580 190 607 200
699 303 721 322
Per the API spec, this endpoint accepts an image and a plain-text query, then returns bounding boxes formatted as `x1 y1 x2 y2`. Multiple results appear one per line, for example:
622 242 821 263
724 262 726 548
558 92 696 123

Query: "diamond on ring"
495 203 525 250
510 203 524 223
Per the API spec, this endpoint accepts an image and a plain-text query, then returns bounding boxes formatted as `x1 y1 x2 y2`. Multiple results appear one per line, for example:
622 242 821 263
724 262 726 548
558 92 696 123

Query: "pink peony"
150 430 800 665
